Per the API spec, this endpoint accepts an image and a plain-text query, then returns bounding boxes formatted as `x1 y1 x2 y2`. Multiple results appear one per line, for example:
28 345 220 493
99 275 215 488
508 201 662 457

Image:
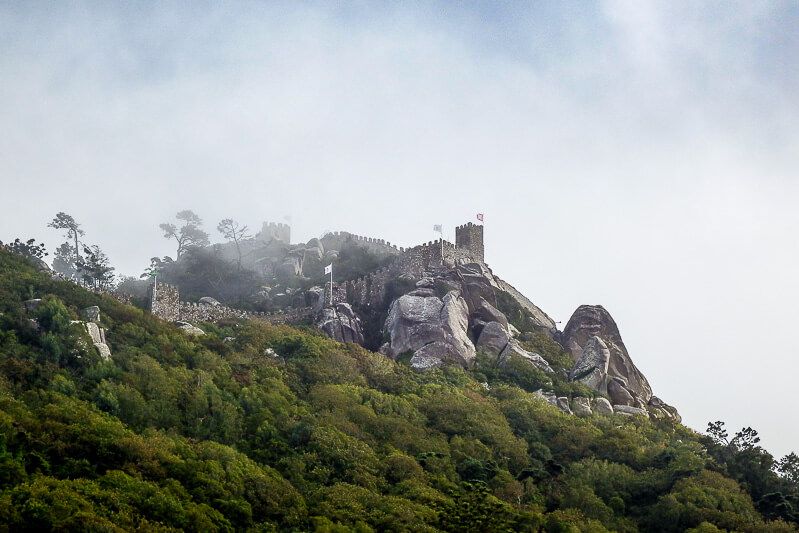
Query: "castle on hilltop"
148 220 485 322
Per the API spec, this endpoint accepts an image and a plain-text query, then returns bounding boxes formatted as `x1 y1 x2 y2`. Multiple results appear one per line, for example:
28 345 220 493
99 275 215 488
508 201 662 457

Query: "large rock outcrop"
316 303 365 345
381 289 475 370
563 305 679 420
563 305 652 407
475 321 553 373
568 336 610 394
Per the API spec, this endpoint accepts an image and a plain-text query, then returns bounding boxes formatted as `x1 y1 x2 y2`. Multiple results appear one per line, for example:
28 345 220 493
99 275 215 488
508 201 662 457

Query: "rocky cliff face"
377 265 553 375
381 285 475 369
172 221 680 422
562 305 652 406
310 258 679 421
315 303 365 345
562 305 679 420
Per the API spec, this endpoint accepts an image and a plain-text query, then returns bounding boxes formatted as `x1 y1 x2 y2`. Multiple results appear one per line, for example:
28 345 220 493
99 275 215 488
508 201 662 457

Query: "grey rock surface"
198 297 221 306
31 257 52 272
593 397 614 415
306 286 324 310
24 299 42 313
383 290 475 369
613 404 649 417
85 322 103 344
475 320 554 374
407 288 436 297
572 397 593 417
556 397 572 415
176 322 205 336
416 277 435 288
569 336 610 394
316 303 365 345
277 255 303 279
506 342 554 373
475 321 510 356
648 396 682 422
563 305 653 408
82 306 101 322
473 298 508 330
493 278 557 331
94 342 112 359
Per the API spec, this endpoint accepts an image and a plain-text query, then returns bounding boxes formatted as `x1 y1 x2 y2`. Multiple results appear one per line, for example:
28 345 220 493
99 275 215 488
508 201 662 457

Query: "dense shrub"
0 249 795 531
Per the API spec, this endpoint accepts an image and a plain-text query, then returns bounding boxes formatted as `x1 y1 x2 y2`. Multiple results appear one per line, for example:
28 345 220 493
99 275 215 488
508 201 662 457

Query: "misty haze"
1 2 798 531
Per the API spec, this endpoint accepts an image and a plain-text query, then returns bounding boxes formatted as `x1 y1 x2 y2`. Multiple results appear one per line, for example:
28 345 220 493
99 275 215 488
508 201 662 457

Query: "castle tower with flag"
455 222 484 263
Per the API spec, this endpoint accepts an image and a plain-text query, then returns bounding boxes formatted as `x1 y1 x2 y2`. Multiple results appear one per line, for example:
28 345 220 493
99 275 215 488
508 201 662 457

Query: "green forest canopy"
0 248 796 532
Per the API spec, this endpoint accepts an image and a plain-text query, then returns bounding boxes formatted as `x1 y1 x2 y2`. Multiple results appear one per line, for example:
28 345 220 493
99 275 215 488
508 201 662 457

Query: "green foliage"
703 421 799 525
519 332 576 375
494 290 547 337
0 238 48 260
323 244 392 283
0 248 795 531
156 247 265 308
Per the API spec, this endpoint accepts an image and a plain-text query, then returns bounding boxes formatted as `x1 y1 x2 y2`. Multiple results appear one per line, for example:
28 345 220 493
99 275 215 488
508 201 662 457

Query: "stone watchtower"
260 222 291 244
147 279 180 322
455 222 484 263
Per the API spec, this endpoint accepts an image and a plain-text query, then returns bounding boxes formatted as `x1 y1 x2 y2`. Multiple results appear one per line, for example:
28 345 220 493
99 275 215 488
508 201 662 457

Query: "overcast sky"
1 1 797 456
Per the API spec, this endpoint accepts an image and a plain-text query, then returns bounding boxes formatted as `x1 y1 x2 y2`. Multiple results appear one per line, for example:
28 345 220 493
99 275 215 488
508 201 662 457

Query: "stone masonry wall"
321 231 402 258
259 222 291 244
148 280 180 322
455 222 484 263
391 239 478 276
346 266 392 308
148 281 312 326
150 220 486 328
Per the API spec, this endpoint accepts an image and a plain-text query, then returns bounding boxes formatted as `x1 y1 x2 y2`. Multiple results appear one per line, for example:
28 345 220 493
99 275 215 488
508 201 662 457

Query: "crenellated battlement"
149 220 485 325
260 221 291 244
318 221 484 266
455 222 484 263
320 231 402 257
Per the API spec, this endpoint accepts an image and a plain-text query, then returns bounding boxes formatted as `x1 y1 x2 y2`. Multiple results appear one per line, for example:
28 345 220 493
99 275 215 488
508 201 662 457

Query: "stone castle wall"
148 281 180 322
259 222 291 244
392 239 477 276
347 266 392 308
321 231 402 258
148 280 312 325
317 221 486 311
149 220 486 326
320 266 394 310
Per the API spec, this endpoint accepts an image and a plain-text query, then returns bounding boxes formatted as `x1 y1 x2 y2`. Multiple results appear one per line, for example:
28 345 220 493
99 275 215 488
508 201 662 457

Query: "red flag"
476 213 484 222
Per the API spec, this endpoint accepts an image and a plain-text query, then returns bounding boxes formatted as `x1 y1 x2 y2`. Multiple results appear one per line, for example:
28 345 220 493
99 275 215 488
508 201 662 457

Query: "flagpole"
440 226 443 261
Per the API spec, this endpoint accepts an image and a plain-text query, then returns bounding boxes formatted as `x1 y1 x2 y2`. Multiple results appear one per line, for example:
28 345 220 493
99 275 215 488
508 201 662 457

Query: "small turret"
260 222 291 244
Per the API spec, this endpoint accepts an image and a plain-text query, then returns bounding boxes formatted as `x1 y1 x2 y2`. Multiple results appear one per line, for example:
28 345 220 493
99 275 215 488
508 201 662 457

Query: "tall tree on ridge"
48 212 84 265
159 210 210 258
217 218 250 269
78 244 115 289
52 242 79 280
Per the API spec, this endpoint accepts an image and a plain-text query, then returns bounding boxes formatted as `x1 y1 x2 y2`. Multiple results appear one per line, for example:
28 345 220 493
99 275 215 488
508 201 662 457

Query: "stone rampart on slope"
321 231 402 257
148 281 312 326
391 239 478 276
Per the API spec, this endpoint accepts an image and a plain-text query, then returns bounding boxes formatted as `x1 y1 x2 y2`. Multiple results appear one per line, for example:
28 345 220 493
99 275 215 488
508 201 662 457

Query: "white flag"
433 224 442 233
324 264 332 275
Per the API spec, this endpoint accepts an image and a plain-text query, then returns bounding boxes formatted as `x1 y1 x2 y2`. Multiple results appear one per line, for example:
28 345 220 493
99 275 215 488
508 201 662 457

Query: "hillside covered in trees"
0 248 798 531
